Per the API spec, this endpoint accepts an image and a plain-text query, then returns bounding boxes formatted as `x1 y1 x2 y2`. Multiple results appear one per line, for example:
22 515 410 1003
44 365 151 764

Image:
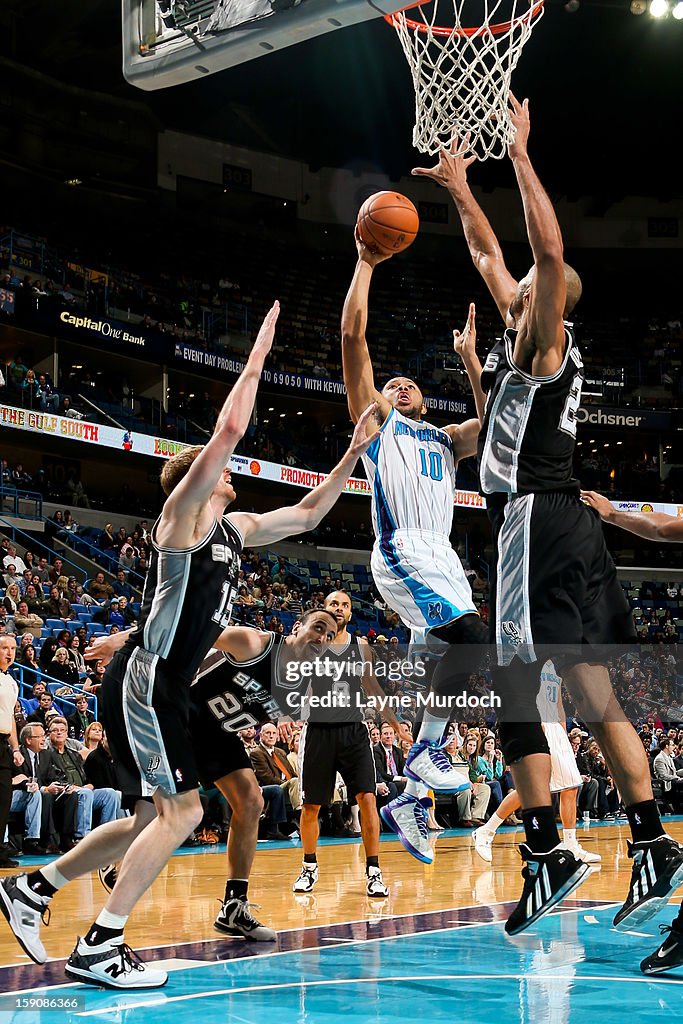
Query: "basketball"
356 191 419 256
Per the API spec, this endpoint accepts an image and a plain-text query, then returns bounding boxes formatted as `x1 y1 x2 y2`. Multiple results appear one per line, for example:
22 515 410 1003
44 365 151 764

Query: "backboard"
122 0 403 90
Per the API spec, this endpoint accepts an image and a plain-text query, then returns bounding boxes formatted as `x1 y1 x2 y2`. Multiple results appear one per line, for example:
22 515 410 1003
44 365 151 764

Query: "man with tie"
373 722 408 802
250 722 297 840
17 723 79 852
0 635 24 867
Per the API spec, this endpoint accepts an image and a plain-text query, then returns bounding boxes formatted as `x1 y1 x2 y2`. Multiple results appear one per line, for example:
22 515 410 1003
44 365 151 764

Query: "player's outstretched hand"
453 302 477 362
411 134 477 195
347 402 381 455
354 225 394 267
580 490 615 522
251 300 280 360
507 93 530 160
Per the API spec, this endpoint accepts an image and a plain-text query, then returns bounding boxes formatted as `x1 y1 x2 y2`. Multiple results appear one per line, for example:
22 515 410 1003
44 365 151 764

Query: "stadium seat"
46 618 66 632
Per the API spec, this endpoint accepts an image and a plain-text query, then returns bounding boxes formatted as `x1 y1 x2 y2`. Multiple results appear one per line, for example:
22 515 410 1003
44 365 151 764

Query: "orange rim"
385 0 544 38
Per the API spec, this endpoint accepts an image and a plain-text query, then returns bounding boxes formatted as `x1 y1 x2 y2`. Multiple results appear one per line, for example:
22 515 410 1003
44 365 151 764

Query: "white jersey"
537 661 563 725
361 407 456 541
362 407 475 635
538 661 582 792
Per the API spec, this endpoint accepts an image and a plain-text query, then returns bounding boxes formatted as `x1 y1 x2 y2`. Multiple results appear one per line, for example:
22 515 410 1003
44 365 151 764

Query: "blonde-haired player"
472 661 600 865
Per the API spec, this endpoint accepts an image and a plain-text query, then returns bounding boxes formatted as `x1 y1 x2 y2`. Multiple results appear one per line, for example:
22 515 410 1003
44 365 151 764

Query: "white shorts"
545 721 582 793
371 529 476 639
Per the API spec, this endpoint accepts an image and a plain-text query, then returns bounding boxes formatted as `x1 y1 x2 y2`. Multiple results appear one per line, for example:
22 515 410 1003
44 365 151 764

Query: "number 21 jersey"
478 323 584 496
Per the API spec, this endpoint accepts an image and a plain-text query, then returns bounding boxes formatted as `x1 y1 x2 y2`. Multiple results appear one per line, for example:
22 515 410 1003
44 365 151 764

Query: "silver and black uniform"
478 324 634 665
101 515 242 798
296 638 376 807
190 633 284 787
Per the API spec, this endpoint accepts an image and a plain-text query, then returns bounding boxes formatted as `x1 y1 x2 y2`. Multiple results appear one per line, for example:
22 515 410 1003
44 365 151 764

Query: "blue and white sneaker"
381 794 434 864
405 738 471 793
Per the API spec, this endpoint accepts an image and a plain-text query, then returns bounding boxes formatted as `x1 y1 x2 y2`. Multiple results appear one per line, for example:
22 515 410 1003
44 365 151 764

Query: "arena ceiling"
3 0 683 199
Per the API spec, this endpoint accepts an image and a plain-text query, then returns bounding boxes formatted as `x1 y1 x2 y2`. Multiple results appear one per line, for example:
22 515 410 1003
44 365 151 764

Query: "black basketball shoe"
640 921 683 975
613 835 683 930
505 843 591 935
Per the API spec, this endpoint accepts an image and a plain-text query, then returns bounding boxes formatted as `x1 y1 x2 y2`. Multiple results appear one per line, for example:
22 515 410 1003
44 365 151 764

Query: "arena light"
673 1 683 18
630 0 647 12
650 0 670 16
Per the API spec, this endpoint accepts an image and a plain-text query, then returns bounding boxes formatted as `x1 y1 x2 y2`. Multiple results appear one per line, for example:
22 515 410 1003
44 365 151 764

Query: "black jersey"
477 323 584 497
190 632 284 733
124 514 242 682
295 636 367 725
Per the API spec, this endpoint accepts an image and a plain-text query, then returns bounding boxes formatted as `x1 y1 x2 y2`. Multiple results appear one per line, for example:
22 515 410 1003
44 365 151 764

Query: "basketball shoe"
366 866 389 898
562 839 601 865
292 863 319 893
613 835 683 930
505 843 591 935
0 874 51 964
640 921 683 975
380 794 433 863
214 897 276 941
98 863 119 894
404 739 471 793
65 936 167 989
472 826 494 863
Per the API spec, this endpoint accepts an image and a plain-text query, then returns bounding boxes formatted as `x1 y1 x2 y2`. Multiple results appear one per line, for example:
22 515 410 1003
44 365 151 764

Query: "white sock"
96 909 129 931
417 710 448 744
350 806 360 829
38 864 69 890
405 779 430 800
483 812 504 835
563 828 576 845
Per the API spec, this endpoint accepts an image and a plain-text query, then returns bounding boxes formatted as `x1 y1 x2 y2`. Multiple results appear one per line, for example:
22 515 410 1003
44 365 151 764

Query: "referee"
0 635 23 868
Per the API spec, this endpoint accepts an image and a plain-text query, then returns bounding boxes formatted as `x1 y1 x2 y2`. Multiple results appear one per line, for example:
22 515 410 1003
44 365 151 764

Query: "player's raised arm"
161 301 280 538
445 302 485 461
231 404 380 546
213 625 271 662
412 137 518 324
506 96 567 361
582 490 683 542
341 232 392 429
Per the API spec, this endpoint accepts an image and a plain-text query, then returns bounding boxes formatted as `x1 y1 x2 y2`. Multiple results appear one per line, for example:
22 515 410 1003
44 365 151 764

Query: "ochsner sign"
575 405 671 430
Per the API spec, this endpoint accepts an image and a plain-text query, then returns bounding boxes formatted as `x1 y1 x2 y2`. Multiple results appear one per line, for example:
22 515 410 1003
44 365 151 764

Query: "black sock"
626 800 665 843
521 806 560 854
25 871 58 899
224 879 248 902
303 853 317 864
366 856 379 871
84 923 123 947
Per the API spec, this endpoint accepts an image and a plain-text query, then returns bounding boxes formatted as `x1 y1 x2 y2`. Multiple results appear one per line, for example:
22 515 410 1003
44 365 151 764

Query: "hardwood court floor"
1 820 683 1022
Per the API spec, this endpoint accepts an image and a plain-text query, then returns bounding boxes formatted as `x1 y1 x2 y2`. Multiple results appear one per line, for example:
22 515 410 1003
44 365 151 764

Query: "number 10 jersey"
478 324 584 497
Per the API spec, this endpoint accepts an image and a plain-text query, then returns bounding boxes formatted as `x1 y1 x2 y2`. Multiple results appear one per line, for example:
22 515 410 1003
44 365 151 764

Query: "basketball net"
387 0 544 159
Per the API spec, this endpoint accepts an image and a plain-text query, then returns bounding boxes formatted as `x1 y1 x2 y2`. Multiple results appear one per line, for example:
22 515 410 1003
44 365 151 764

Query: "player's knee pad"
498 720 549 764
426 613 489 698
430 612 489 648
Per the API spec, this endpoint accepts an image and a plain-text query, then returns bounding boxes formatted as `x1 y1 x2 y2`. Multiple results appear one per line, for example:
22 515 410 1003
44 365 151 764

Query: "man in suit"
44 718 120 840
249 723 295 840
568 729 599 819
373 722 407 802
18 723 78 852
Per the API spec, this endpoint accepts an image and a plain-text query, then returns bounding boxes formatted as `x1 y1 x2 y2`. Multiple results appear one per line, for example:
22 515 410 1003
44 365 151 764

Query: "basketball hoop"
386 0 544 159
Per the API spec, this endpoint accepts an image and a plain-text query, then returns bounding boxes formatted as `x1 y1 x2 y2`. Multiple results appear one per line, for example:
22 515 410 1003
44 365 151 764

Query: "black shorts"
488 491 636 666
299 721 376 806
189 700 252 790
101 647 199 800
